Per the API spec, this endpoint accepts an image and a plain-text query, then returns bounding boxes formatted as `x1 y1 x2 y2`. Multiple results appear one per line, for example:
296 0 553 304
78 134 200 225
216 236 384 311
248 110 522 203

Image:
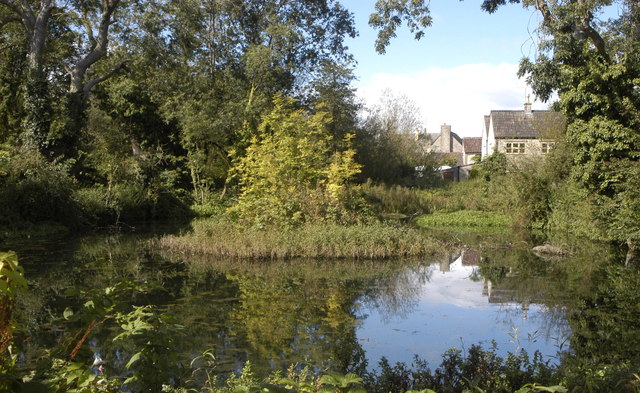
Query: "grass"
154 218 448 260
415 210 512 228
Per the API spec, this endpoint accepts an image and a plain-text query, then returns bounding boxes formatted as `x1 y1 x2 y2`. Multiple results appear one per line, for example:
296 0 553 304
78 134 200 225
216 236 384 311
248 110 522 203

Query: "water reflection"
4 232 580 378
358 251 571 367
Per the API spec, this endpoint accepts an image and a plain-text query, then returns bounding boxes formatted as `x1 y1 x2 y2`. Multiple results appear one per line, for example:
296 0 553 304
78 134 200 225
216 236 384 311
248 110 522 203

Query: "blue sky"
343 1 549 137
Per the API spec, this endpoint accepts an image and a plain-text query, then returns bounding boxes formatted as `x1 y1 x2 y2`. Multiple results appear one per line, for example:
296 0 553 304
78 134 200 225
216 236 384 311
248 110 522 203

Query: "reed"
155 218 446 260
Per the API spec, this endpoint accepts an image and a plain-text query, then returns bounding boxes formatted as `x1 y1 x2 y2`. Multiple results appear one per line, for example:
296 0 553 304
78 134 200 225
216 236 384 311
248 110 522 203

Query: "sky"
343 1 550 138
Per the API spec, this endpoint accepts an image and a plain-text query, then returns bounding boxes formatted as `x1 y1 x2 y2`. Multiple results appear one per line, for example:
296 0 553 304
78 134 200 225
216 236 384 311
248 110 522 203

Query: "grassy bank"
155 218 447 260
415 210 512 228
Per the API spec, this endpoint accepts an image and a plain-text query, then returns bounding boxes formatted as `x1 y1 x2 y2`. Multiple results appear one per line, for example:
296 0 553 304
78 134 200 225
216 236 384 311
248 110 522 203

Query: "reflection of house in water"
436 249 549 321
482 272 554 321
439 249 481 272
462 250 481 266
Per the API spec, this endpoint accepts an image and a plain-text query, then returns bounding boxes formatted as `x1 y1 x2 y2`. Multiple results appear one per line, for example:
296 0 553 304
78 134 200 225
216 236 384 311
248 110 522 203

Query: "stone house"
462 137 481 165
417 124 482 180
419 124 465 166
481 100 565 160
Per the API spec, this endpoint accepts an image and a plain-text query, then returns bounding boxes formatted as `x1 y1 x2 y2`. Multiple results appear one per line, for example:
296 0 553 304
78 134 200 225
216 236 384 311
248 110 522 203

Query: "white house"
481 100 565 160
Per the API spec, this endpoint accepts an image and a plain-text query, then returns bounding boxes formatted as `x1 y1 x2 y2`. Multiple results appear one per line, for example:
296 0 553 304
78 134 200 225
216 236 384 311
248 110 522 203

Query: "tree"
368 0 432 54
357 91 438 187
228 95 360 227
0 0 129 159
129 0 358 200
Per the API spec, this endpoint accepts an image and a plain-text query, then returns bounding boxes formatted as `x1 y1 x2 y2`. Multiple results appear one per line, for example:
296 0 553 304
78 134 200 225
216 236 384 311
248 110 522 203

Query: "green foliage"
0 251 26 389
415 211 512 228
471 153 507 181
368 0 432 54
229 96 361 227
0 145 79 229
362 345 558 393
356 92 440 188
358 182 433 216
319 373 365 393
113 305 187 391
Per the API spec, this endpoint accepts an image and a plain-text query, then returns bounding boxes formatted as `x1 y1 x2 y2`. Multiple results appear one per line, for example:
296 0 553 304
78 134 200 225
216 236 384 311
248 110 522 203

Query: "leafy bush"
0 146 80 228
471 153 507 181
228 96 361 227
358 182 433 216
75 183 190 226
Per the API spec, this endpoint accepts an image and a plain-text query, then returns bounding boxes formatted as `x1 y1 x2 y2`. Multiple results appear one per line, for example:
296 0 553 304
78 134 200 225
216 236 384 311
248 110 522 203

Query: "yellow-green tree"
229 95 360 227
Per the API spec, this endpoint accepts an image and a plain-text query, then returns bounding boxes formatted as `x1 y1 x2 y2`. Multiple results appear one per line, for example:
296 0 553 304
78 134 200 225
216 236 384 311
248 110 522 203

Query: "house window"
505 142 526 154
541 142 555 154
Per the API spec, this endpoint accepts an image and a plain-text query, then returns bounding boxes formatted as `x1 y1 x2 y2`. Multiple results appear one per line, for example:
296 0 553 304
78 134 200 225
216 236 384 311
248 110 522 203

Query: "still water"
358 254 569 367
3 229 585 376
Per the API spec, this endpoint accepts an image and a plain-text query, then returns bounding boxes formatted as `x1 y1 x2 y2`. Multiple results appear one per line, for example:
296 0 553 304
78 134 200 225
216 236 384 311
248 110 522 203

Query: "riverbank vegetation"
157 218 445 260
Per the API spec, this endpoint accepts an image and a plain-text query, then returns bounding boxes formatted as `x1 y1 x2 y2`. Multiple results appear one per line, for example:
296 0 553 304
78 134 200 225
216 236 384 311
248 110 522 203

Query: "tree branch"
81 9 96 50
535 0 553 27
574 0 609 60
73 0 120 80
0 14 20 29
82 59 128 96
581 22 609 61
18 0 35 29
0 0 22 17
0 0 31 30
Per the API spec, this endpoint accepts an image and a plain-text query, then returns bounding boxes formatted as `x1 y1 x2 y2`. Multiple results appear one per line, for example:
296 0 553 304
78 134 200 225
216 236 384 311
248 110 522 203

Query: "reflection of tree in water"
361 263 433 323
224 265 375 374
478 248 575 350
567 265 640 365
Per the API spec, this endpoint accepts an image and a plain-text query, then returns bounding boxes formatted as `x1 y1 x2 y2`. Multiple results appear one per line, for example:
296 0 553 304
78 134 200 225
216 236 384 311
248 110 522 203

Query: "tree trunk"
626 238 639 267
15 0 54 154
21 66 51 154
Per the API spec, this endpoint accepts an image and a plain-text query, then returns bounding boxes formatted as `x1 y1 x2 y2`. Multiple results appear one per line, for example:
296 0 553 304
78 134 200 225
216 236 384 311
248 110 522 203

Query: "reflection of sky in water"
357 255 570 368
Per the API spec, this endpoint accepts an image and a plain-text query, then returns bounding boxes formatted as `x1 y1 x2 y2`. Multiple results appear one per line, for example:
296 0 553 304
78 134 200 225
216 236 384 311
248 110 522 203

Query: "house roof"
463 137 482 153
490 110 565 139
434 152 464 166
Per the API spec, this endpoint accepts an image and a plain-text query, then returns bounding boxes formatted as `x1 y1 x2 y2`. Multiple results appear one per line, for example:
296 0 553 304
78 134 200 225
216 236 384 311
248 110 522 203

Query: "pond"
3 227 637 384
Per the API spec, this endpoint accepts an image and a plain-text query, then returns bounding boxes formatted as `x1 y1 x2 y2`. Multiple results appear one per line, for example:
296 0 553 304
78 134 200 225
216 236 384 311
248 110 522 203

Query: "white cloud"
356 63 550 138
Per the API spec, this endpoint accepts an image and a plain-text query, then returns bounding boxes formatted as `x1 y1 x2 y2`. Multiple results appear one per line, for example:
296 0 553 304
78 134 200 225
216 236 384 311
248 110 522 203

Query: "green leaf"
63 307 74 320
125 351 142 369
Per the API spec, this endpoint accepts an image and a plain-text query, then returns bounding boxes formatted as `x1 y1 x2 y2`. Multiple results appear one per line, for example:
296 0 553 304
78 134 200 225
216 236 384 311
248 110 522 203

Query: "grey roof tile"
491 110 565 139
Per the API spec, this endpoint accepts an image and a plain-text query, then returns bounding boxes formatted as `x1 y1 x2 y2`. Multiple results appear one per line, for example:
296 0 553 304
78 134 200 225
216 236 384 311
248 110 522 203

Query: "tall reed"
155 218 446 260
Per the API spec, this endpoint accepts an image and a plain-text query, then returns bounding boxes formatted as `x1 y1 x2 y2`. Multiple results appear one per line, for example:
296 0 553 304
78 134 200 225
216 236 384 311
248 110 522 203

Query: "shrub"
0 146 80 228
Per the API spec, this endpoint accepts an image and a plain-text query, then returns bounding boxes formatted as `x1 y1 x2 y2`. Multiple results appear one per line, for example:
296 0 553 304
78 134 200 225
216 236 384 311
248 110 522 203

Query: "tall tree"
0 0 129 159
134 0 357 199
357 91 437 186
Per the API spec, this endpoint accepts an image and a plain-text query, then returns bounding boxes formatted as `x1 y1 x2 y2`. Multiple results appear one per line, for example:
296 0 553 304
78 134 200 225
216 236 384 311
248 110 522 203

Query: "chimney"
440 124 452 152
524 95 532 116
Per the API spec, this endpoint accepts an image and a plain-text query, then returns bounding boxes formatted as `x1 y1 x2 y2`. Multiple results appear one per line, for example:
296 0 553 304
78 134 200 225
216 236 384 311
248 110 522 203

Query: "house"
418 123 464 166
462 137 481 165
417 124 484 180
425 124 463 155
481 99 565 160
